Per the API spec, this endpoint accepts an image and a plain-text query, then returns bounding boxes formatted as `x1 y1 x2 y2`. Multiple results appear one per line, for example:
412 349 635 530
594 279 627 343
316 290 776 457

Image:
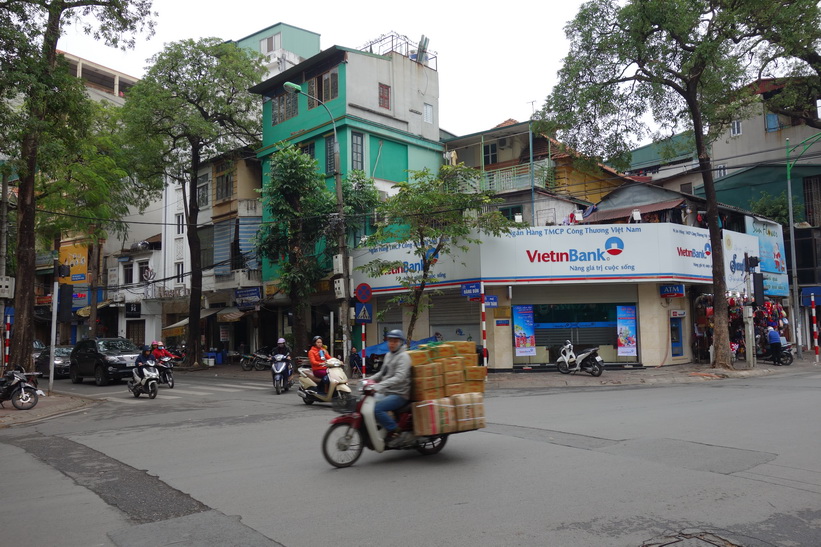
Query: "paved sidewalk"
2 355 817 428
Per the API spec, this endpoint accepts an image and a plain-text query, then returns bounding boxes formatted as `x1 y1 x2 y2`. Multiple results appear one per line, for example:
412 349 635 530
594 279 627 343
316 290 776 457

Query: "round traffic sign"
355 283 372 303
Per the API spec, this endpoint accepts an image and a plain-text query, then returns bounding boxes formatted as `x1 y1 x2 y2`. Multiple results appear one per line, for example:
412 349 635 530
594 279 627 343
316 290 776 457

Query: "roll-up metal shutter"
429 292 481 324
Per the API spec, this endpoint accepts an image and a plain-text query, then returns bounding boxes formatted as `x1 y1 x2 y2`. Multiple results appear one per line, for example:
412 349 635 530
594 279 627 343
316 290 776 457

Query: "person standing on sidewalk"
767 326 782 364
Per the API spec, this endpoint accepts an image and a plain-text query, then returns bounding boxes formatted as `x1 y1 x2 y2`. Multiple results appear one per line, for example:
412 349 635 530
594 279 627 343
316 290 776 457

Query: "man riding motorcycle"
133 345 155 381
369 329 412 446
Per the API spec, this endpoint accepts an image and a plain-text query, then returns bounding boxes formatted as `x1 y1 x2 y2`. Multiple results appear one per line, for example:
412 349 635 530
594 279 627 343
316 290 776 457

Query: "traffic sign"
355 303 373 323
355 283 372 303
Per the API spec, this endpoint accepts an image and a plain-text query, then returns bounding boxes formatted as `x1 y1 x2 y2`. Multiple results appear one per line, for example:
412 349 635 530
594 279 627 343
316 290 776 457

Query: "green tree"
749 191 804 228
122 37 265 366
538 0 780 370
360 164 520 342
0 1 154 368
255 146 377 355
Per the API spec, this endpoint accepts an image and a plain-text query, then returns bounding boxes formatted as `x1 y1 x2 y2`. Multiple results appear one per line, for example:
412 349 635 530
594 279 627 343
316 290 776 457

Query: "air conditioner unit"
498 137 509 149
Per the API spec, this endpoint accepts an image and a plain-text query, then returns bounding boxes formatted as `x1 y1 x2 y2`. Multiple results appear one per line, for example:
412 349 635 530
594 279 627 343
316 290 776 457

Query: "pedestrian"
767 326 782 364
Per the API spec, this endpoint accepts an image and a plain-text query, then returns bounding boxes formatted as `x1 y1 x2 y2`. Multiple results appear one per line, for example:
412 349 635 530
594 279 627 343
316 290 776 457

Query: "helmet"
386 329 406 343
142 345 152 352
312 335 323 343
768 326 774 331
157 341 164 347
151 340 159 346
277 338 286 344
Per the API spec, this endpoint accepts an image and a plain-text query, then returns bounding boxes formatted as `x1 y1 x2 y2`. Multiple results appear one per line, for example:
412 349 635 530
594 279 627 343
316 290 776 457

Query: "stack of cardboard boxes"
407 342 487 436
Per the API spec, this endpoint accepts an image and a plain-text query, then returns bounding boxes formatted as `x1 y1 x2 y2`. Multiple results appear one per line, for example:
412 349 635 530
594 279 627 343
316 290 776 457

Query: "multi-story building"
250 31 443 348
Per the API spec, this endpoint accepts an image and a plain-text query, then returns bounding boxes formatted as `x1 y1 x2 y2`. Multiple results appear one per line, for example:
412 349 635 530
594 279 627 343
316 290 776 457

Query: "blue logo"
704 243 712 257
604 237 625 256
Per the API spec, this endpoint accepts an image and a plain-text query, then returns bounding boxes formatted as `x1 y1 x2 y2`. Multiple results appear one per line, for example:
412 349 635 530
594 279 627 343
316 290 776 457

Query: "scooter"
321 379 449 468
127 361 160 399
556 340 604 376
756 340 794 366
155 356 175 388
271 353 293 394
251 346 273 371
0 366 44 410
297 357 352 408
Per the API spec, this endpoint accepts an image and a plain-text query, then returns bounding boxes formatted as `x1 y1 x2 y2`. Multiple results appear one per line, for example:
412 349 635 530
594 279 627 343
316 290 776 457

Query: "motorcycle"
271 353 294 394
240 353 256 371
297 357 352 408
321 379 449 468
757 340 794 366
0 366 44 410
248 346 273 371
556 340 604 376
127 361 160 399
156 356 175 388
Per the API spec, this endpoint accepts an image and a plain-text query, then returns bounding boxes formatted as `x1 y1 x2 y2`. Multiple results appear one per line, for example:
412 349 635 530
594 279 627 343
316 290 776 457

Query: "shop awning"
76 300 112 318
217 306 246 322
161 308 221 336
582 199 684 223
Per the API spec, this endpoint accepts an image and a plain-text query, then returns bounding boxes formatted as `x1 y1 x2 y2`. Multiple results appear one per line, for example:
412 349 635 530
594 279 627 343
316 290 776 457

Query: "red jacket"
308 345 329 375
153 348 174 360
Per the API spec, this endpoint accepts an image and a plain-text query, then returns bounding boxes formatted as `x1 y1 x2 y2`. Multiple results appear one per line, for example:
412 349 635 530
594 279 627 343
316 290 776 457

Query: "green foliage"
749 191 804 227
361 163 523 340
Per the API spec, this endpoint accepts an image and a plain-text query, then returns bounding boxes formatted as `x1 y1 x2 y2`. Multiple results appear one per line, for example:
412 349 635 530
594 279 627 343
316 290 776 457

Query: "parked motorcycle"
249 346 273 371
556 340 604 376
297 357 352 408
321 379 449 468
0 366 44 410
271 354 293 394
156 356 175 388
757 341 794 366
240 353 256 371
127 360 160 399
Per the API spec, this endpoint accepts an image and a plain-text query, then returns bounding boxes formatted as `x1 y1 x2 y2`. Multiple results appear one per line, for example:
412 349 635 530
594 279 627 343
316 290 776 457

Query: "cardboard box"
449 341 477 355
451 392 476 431
465 366 487 381
444 382 465 397
444 370 465 385
436 357 464 373
412 398 456 436
427 344 456 359
413 386 445 401
465 380 486 393
407 350 431 366
413 362 442 378
461 353 479 367
413 375 444 392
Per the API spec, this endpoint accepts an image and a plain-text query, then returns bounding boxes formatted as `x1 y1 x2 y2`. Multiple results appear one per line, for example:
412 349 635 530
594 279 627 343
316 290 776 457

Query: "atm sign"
659 284 685 298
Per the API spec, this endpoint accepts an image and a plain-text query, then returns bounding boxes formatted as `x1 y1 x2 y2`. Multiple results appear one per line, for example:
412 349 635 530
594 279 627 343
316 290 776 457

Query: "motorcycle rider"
152 340 175 361
132 345 155 383
369 329 412 446
273 337 293 382
308 335 330 393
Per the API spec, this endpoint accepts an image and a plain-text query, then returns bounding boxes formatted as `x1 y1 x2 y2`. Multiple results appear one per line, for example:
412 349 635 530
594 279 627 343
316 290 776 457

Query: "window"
215 163 233 201
499 205 523 221
175 213 184 235
730 120 742 137
300 142 315 159
123 263 133 285
378 83 391 109
198 226 214 270
351 132 364 170
680 183 693 194
175 262 184 284
715 165 727 179
423 103 433 124
325 135 336 175
260 33 281 55
197 175 210 207
137 261 150 284
804 175 821 226
306 67 339 108
483 143 498 165
271 92 298 125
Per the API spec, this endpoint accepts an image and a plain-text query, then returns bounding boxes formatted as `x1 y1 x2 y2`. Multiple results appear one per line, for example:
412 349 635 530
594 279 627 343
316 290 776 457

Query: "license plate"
595 355 603 362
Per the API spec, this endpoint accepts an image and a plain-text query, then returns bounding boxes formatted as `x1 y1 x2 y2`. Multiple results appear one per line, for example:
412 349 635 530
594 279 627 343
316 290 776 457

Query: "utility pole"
0 170 8 371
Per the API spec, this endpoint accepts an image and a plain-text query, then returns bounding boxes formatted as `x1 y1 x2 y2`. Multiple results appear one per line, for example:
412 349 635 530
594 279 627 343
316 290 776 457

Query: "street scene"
2 360 821 546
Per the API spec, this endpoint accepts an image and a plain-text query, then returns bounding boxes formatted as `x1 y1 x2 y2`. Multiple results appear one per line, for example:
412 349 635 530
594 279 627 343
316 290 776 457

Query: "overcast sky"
56 0 588 137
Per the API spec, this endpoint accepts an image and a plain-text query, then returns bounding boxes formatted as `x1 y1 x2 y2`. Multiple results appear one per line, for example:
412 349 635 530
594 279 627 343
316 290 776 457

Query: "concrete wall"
637 284 691 367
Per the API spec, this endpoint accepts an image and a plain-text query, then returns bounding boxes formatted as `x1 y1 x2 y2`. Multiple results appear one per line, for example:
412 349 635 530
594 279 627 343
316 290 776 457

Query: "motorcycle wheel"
331 391 352 412
275 378 282 394
254 358 267 371
11 387 39 410
240 357 253 371
780 352 794 366
416 434 448 455
166 372 174 389
557 360 571 374
132 388 141 398
322 423 363 468
588 362 603 377
148 382 158 399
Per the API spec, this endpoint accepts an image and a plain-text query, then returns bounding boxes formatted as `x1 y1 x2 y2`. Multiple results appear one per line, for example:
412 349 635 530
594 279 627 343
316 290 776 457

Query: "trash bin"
204 352 216 367
215 351 224 365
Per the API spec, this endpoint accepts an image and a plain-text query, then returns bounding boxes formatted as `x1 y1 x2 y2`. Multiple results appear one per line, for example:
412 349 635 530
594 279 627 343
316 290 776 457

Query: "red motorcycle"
321 380 449 468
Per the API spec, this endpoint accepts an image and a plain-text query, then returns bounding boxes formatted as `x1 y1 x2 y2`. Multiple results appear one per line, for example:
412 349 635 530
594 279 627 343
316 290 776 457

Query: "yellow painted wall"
637 284 691 366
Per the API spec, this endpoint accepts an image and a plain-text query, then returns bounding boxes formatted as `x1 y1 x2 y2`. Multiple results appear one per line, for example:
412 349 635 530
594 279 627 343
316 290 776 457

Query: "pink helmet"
157 341 165 346
151 340 159 346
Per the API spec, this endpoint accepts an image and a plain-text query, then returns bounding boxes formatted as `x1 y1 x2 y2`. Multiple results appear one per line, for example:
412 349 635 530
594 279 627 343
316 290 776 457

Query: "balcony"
470 159 555 194
214 269 262 290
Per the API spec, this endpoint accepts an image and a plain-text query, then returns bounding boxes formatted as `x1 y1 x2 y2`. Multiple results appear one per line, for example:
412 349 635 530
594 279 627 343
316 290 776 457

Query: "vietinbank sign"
352 224 755 292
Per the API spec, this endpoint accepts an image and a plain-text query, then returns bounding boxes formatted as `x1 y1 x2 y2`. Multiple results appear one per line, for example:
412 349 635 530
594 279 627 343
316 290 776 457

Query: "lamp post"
285 81 351 361
785 133 821 358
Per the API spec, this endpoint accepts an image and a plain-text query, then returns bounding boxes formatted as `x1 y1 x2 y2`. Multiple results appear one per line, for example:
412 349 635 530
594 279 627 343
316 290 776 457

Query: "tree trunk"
185 149 203 366
10 157 36 371
690 95 733 370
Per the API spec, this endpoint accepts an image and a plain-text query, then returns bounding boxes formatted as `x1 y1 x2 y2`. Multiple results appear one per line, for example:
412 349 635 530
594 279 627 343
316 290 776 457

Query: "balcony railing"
214 269 262 290
465 159 555 194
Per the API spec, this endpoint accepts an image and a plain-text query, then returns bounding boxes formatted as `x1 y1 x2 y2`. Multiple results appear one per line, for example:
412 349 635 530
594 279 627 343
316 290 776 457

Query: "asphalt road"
2 368 820 546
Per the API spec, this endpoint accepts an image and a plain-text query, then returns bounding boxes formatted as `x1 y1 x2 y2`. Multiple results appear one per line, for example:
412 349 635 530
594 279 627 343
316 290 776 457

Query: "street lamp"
785 133 821 358
285 81 351 361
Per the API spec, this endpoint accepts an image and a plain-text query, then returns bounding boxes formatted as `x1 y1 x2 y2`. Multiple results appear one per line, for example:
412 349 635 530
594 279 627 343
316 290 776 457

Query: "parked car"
70 338 141 386
33 339 45 359
35 345 74 378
